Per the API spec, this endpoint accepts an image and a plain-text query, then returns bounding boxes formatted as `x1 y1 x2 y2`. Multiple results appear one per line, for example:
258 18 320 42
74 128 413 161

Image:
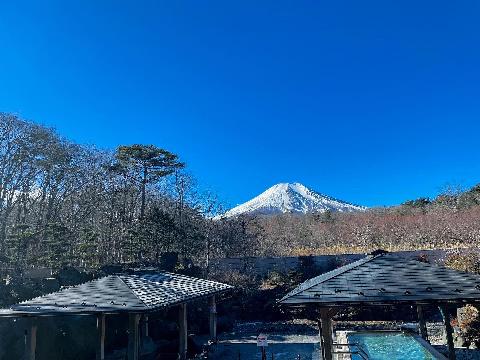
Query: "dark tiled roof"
279 254 480 306
0 273 232 316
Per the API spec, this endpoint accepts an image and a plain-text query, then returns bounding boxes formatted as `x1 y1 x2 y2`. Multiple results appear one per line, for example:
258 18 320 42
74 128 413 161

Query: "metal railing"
233 352 308 360
332 342 369 360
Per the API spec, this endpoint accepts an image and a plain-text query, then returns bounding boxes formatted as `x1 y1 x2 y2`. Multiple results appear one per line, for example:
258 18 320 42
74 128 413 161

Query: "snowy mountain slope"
220 182 365 218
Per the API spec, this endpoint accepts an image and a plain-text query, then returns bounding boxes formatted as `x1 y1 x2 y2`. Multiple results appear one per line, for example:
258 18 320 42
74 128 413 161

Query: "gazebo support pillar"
209 295 217 342
96 313 106 360
416 305 428 341
143 315 149 338
179 303 188 360
319 309 334 360
24 318 37 360
439 305 456 360
128 313 141 360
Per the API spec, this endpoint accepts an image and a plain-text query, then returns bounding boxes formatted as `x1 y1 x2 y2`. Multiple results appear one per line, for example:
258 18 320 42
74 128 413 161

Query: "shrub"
444 252 480 274
457 305 480 347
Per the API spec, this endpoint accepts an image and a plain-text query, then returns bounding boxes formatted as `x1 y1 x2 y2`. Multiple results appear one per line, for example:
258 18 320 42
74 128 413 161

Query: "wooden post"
209 295 217 342
128 313 141 360
319 309 334 360
439 305 456 360
179 303 188 360
143 315 149 338
96 313 106 360
24 318 37 360
416 305 428 341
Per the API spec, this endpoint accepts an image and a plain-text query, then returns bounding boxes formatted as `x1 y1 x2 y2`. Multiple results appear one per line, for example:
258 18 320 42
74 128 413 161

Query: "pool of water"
348 332 437 360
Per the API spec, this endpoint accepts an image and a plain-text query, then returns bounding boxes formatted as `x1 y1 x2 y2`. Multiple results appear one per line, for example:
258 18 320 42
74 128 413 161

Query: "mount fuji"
221 182 365 218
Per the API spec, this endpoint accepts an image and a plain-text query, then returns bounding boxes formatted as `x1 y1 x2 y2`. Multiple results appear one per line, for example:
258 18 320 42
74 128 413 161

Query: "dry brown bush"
242 205 480 256
445 252 480 274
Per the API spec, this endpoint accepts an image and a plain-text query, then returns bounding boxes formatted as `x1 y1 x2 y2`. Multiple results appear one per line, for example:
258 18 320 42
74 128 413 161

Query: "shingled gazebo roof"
0 272 232 316
279 253 480 306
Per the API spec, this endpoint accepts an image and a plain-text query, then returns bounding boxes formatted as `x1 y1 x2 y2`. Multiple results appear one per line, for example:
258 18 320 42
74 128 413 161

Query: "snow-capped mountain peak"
220 182 365 218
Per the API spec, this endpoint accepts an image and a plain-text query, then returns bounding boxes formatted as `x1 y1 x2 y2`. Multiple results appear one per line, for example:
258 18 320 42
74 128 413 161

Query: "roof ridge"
142 271 234 288
279 254 379 302
117 274 150 309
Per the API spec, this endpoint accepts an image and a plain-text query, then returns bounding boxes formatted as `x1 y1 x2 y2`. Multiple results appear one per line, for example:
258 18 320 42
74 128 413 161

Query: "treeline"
243 185 480 256
2 113 479 273
0 113 254 272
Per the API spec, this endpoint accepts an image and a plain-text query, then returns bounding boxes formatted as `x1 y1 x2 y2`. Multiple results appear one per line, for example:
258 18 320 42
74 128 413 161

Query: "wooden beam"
439 305 456 360
24 318 37 360
209 295 217 342
96 313 106 360
416 305 429 341
179 303 187 360
128 313 141 360
319 308 334 360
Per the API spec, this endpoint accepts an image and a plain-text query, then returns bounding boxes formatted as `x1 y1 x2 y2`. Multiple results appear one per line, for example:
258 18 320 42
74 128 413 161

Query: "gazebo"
279 252 480 360
0 272 232 360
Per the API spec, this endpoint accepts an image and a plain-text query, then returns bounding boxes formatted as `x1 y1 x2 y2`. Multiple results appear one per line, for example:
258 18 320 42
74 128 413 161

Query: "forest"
0 113 254 273
1 113 480 275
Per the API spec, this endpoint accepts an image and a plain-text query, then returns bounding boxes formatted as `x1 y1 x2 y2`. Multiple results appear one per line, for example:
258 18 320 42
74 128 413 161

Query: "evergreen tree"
42 223 72 269
113 144 184 218
76 228 99 268
6 224 37 269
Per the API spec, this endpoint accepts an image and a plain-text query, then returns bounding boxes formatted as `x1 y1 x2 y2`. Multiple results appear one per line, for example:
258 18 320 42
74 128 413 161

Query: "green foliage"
458 185 480 208
401 184 480 211
141 207 177 254
402 197 431 208
434 194 458 208
114 144 184 217
115 144 183 178
76 228 100 268
5 224 37 268
0 277 54 307
318 209 335 223
41 223 73 270
55 267 92 287
0 114 245 272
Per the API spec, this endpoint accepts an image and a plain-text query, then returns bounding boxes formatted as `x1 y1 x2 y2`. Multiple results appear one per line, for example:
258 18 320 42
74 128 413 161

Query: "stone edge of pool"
335 330 448 360
413 335 448 360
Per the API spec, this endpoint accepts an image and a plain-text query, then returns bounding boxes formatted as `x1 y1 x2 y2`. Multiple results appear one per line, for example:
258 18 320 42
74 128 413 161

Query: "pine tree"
113 145 184 218
42 223 72 270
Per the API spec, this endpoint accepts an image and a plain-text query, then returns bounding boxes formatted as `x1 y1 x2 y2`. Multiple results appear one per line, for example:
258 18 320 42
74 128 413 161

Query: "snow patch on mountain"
220 182 365 218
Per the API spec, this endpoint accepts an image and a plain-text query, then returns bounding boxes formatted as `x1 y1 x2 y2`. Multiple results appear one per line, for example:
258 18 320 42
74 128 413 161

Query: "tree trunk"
140 168 147 219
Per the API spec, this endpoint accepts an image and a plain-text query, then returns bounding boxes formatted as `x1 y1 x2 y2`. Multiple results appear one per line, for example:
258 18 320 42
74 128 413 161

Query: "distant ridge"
220 182 365 218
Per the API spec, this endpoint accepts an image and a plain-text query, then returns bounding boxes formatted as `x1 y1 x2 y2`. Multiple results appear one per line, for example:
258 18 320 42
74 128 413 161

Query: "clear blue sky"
1 1 479 208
